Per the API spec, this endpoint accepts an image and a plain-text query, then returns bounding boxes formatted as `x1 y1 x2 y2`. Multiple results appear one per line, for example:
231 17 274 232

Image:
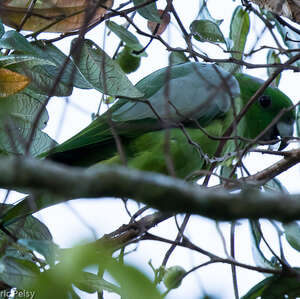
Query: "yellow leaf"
0 0 114 33
0 68 30 97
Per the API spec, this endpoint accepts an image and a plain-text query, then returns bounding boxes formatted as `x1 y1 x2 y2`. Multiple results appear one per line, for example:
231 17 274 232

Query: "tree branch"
0 150 299 221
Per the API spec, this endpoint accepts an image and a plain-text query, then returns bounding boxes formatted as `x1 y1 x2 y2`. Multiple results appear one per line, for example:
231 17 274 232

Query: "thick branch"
0 151 299 221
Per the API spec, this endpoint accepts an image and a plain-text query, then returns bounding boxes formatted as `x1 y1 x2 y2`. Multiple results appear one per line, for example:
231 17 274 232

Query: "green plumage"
44 62 295 178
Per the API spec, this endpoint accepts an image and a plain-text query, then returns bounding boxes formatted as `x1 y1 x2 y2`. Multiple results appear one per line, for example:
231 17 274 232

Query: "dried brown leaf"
147 9 170 36
250 0 300 24
0 0 113 32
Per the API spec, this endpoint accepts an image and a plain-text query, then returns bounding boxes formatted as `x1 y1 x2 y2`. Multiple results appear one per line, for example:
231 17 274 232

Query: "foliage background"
0 0 300 298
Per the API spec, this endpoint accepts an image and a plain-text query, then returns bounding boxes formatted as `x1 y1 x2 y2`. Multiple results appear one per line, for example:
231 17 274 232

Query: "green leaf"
30 41 93 89
0 122 55 157
0 203 52 265
283 222 300 252
242 271 300 299
9 39 91 90
0 54 56 68
108 260 163 299
241 276 277 299
0 204 52 287
0 89 55 156
74 271 121 294
0 204 51 256
267 50 281 87
190 20 226 43
28 245 159 299
229 6 250 60
9 61 72 96
272 18 300 67
18 239 58 266
0 256 39 288
0 87 49 129
26 241 162 299
0 19 5 38
71 38 144 98
132 0 161 22
169 51 189 65
249 220 280 275
0 194 67 227
197 0 223 25
0 31 37 54
106 20 147 57
274 19 300 51
0 204 52 241
260 272 300 298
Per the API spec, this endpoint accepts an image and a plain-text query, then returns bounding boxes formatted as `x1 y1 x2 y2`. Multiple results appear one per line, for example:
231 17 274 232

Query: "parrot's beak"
262 120 294 150
276 121 294 150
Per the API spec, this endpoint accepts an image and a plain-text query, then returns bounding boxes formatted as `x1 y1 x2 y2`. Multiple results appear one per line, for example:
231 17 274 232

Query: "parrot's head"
235 73 295 150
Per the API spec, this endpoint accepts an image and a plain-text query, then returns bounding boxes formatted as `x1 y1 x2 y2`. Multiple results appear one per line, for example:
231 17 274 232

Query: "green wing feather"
113 62 239 123
46 62 240 166
45 62 295 177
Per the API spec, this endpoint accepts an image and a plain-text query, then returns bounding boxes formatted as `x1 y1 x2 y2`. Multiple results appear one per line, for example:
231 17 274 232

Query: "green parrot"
45 62 295 178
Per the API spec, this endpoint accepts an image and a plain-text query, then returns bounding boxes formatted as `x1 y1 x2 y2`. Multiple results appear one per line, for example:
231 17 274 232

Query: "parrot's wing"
46 62 240 165
112 62 240 126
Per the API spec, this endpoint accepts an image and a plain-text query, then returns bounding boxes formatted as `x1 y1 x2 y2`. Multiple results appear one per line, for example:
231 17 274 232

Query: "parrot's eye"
258 95 272 108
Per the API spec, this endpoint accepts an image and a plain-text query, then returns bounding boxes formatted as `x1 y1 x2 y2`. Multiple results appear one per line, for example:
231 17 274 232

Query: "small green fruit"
116 47 141 74
163 266 186 289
